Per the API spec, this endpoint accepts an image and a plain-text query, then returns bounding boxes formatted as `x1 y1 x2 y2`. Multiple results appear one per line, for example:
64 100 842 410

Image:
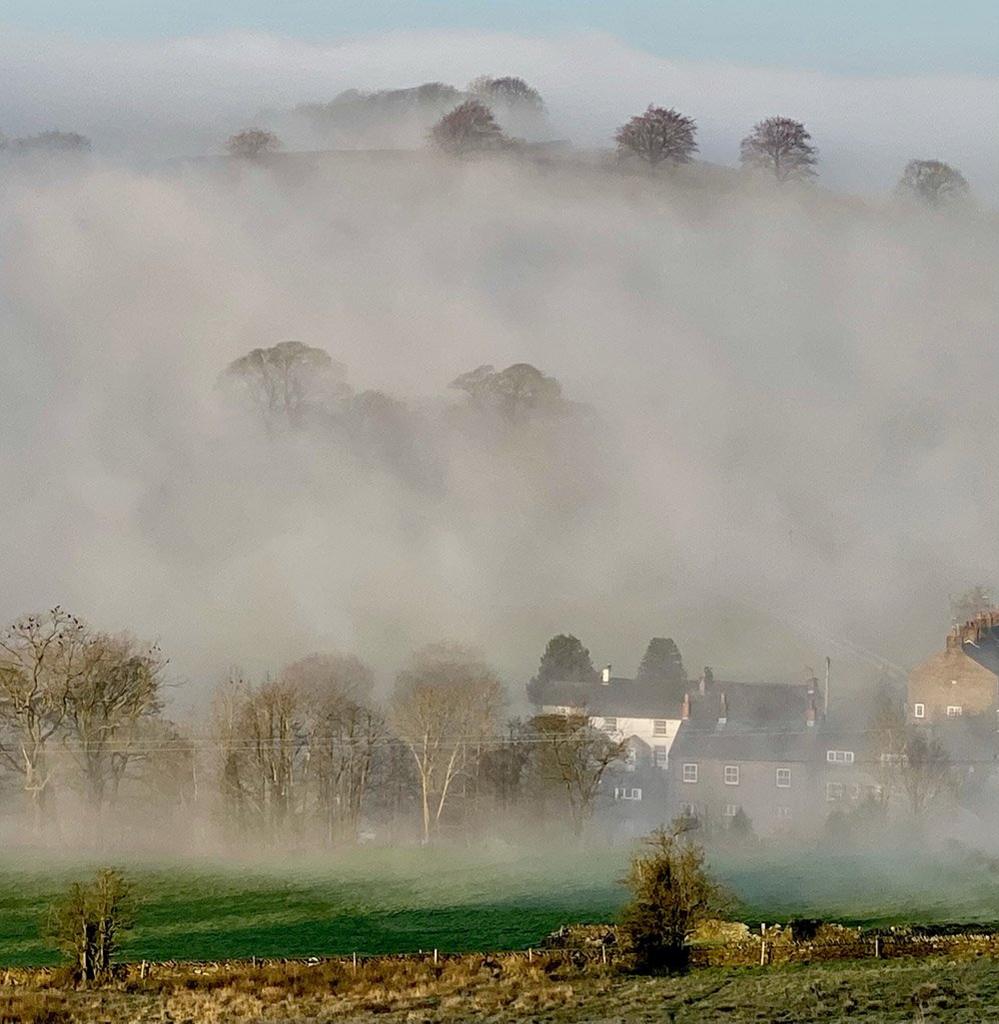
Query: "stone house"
908 611 999 725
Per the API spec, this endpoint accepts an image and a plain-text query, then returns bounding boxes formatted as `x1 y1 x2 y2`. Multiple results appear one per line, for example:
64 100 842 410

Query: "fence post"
140 960 148 980
759 924 767 967
528 948 533 963
874 936 881 959
352 952 357 974
434 948 439 965
601 943 607 965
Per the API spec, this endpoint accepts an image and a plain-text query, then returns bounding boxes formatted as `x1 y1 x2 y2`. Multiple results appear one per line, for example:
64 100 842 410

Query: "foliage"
468 76 544 111
636 638 686 688
45 868 132 983
527 634 598 705
739 117 817 181
226 128 281 158
219 341 349 429
615 105 697 169
896 159 969 207
429 100 507 155
450 363 564 421
14 131 91 153
620 822 725 973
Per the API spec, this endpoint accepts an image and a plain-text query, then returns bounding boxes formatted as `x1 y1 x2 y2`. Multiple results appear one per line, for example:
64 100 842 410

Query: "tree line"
0 610 665 845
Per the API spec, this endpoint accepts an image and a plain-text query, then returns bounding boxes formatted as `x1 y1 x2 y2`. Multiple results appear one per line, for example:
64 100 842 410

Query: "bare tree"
740 117 817 182
528 712 624 837
900 731 953 819
429 100 507 155
615 106 697 171
63 634 164 815
283 654 383 845
240 677 307 839
226 128 281 158
0 609 91 830
219 341 350 429
390 643 502 843
896 160 970 207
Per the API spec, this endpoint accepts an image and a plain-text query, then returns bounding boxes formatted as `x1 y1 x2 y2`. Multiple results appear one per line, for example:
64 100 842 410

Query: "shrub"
45 868 133 984
619 821 725 974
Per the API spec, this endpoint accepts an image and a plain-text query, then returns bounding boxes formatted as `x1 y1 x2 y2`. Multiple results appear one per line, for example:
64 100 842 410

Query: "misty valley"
1 40 998 1024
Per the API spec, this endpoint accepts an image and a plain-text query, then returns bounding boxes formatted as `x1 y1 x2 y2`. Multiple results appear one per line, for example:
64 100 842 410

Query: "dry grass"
3 952 999 1022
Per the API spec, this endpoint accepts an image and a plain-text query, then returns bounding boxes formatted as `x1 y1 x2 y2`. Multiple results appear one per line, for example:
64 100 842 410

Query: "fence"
3 928 999 984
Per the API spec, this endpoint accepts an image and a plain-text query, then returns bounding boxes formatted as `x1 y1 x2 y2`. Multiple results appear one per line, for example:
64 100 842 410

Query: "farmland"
2 842 999 967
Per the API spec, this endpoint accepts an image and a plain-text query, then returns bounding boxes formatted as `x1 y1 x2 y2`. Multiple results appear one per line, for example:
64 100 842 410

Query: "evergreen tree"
527 634 597 704
636 638 686 687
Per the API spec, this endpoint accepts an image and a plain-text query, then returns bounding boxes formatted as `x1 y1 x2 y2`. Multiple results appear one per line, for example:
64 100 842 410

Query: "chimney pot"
681 692 691 720
601 664 611 685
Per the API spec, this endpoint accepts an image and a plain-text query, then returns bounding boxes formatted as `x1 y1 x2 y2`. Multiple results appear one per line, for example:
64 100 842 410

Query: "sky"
3 0 999 76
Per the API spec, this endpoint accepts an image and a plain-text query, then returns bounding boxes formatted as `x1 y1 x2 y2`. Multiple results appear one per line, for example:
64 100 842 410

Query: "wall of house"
665 755 819 835
591 716 682 770
908 648 998 723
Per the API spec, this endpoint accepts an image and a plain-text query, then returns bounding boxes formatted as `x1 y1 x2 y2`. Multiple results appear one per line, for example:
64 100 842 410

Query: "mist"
0 137 996 704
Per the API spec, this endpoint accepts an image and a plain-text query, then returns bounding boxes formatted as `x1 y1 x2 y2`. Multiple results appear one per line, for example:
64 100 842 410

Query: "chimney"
805 699 817 728
717 691 728 726
698 674 707 696
681 692 691 720
601 664 611 685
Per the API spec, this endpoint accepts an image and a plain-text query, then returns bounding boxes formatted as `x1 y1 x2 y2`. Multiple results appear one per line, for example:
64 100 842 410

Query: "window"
624 746 637 770
774 806 792 819
776 768 791 788
653 719 669 737
826 750 855 765
682 763 698 783
879 752 904 765
724 804 739 817
654 745 669 769
914 703 925 719
826 781 844 801
603 717 618 732
614 787 642 801
724 765 740 786
947 705 963 718
680 802 698 818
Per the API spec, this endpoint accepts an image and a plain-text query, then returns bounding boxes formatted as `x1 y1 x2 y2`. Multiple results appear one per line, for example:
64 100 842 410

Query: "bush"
619 821 726 974
45 868 132 984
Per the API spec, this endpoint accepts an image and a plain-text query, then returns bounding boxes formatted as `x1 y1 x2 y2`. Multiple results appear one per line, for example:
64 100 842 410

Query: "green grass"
2 843 999 967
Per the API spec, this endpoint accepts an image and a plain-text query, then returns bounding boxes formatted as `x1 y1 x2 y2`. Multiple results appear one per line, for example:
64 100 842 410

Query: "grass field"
1 843 999 967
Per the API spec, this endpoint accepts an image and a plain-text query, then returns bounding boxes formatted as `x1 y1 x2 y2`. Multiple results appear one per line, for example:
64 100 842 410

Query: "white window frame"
723 803 739 817
776 767 791 788
826 781 844 801
913 703 925 719
603 716 618 732
614 787 642 801
947 705 963 718
682 763 698 783
680 802 697 818
724 764 740 786
654 745 669 769
653 719 669 737
826 750 855 765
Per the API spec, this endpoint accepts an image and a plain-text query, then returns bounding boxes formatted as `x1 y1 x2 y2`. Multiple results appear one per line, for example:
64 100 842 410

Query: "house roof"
537 676 814 729
669 723 879 766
